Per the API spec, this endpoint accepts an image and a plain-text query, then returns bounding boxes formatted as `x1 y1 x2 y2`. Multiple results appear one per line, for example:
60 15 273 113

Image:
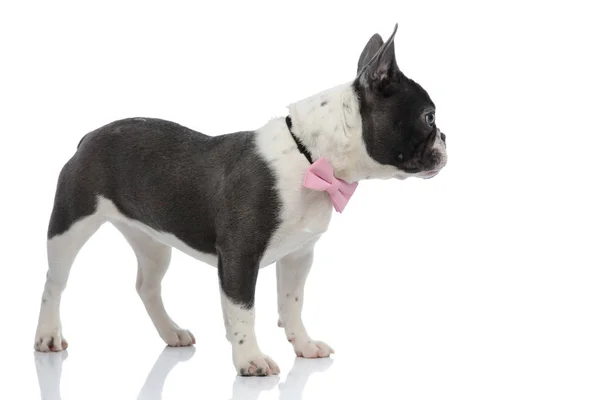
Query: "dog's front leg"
276 241 334 358
218 252 280 376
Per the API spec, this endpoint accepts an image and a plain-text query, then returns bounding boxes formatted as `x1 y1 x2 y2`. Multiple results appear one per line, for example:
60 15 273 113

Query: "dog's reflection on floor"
276 357 334 400
34 346 333 400
137 346 196 400
230 357 334 400
34 351 68 400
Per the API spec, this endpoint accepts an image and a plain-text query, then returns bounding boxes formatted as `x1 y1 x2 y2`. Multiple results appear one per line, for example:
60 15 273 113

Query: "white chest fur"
255 118 334 267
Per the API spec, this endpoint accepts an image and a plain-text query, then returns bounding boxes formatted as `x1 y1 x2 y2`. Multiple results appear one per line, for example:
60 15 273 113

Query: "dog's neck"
287 82 370 183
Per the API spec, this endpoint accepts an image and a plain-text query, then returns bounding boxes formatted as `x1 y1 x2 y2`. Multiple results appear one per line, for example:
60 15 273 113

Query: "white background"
1 1 599 399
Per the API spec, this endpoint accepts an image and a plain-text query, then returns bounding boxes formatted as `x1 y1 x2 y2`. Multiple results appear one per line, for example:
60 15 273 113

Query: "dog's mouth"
422 170 440 179
398 131 445 176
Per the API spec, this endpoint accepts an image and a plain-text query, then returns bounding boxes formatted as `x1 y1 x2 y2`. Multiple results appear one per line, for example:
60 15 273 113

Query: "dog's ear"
357 33 384 74
356 23 401 91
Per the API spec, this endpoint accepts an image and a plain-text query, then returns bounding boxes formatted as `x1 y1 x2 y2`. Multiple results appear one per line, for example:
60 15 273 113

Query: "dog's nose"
440 132 446 143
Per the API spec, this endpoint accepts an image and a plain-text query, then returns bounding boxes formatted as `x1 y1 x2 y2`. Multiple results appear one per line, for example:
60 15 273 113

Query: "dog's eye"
425 112 435 126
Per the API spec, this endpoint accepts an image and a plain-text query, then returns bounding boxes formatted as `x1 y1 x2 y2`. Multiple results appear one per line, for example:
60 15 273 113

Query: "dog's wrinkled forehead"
353 24 446 176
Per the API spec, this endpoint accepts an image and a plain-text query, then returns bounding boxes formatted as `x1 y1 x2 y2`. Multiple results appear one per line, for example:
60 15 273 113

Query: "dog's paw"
236 354 280 376
162 328 196 347
34 331 68 352
291 339 334 358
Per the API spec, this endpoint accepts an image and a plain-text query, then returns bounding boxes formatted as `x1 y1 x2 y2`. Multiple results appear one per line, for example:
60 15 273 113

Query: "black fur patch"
48 118 282 308
353 77 441 173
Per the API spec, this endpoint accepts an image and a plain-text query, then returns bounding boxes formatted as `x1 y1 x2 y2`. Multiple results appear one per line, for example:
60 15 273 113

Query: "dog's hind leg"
112 222 195 347
35 183 103 352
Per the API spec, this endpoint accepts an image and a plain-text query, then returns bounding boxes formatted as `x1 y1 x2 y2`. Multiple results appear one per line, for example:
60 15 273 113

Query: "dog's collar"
285 116 358 213
285 116 313 164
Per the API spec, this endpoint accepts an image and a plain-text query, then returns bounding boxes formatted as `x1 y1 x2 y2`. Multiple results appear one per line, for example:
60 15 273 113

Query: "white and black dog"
34 24 447 376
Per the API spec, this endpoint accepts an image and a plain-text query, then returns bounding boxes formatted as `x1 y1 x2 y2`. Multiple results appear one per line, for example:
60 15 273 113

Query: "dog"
34 23 447 376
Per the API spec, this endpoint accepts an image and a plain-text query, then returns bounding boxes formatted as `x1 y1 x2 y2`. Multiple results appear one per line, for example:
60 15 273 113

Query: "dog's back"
48 117 279 254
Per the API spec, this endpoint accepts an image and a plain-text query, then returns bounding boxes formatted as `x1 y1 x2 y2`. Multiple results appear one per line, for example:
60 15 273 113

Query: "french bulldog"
34 23 447 376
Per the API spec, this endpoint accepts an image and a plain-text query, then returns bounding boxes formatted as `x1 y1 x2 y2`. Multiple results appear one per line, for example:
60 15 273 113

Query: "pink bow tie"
303 157 359 213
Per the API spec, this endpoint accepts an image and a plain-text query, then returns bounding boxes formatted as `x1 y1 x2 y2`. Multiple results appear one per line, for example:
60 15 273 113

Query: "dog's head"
353 24 447 180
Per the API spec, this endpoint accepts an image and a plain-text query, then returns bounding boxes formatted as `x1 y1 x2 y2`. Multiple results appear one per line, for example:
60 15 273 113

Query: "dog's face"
353 24 447 180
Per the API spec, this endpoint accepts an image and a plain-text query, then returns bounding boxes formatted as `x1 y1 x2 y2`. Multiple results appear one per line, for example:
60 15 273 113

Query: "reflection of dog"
34 23 447 376
138 347 196 400
277 358 334 400
34 351 68 400
33 346 332 399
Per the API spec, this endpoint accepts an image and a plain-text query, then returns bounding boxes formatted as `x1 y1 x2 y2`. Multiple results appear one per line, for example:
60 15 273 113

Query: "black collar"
285 115 313 164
